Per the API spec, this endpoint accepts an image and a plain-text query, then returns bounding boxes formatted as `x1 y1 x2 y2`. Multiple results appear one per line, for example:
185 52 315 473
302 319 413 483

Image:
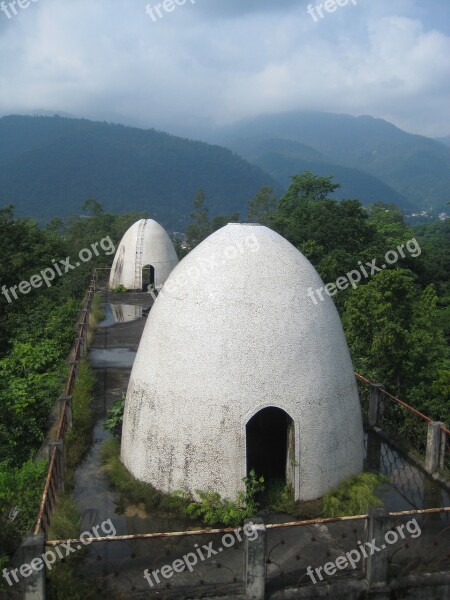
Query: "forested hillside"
215 137 411 209
0 116 280 228
3 113 449 232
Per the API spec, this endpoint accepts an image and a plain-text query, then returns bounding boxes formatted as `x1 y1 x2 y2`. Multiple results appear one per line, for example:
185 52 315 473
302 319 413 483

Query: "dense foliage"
0 202 147 567
0 459 48 570
260 173 449 433
184 470 265 527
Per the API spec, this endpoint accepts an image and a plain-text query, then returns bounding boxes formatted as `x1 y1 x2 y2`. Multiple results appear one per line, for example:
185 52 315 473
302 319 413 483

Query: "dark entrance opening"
246 407 295 486
142 264 155 292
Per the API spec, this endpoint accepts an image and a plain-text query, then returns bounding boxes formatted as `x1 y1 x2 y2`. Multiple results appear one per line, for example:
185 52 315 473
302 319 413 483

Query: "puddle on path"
99 303 150 328
89 348 137 369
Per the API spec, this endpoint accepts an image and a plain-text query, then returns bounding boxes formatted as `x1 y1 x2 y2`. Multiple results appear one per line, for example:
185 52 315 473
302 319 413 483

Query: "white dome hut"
109 219 178 291
121 224 364 501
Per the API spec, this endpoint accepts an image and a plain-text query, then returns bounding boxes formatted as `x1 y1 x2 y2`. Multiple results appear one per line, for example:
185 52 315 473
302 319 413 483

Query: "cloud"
193 0 301 18
0 0 449 137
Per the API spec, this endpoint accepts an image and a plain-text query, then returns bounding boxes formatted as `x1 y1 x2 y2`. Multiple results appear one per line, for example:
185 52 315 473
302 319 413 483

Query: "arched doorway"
246 407 295 488
142 264 155 292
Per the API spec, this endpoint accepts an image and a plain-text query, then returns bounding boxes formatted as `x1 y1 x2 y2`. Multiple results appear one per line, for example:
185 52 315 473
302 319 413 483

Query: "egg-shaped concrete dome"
109 219 178 291
121 224 364 502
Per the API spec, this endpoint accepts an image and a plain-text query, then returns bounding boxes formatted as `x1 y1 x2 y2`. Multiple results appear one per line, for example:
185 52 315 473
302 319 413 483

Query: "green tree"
365 203 409 248
343 270 448 423
413 220 450 342
271 172 376 295
185 189 210 250
343 269 415 394
185 190 239 250
247 186 277 226
0 206 69 352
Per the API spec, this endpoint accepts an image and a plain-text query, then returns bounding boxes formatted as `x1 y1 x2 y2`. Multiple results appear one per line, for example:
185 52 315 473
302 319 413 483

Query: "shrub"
0 459 48 567
100 440 265 526
264 478 296 514
322 472 385 517
184 470 265 527
113 284 128 293
104 394 125 438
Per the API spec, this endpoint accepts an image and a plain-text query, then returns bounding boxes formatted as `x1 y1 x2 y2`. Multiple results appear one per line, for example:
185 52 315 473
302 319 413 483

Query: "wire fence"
46 527 247 598
386 510 450 579
35 507 449 598
265 516 368 591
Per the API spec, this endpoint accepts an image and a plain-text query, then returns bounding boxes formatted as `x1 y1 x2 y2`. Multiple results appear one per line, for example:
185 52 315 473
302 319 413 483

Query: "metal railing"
33 270 99 536
38 507 449 597
355 372 449 473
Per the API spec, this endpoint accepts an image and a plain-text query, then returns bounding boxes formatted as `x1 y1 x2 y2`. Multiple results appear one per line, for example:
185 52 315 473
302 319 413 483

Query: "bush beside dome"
121 223 364 502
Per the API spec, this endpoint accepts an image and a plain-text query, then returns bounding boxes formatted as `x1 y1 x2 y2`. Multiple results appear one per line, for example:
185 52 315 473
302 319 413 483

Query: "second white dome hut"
109 219 178 291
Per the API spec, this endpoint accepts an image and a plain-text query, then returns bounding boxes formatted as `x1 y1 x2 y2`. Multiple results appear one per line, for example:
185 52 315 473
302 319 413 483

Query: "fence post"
366 430 382 471
59 396 73 429
20 533 46 600
439 426 447 470
245 518 266 600
368 384 385 427
366 508 389 589
425 421 445 473
49 440 65 494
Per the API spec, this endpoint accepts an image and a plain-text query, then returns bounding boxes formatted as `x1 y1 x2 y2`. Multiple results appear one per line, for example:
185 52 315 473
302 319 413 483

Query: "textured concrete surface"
121 224 364 502
109 219 178 290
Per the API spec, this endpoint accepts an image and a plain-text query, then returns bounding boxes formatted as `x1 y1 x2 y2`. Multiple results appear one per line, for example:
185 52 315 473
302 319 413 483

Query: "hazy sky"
0 0 449 138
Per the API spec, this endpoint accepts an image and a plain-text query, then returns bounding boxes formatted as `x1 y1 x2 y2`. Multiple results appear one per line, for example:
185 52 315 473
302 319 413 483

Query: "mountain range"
0 112 449 229
0 115 279 229
208 111 450 216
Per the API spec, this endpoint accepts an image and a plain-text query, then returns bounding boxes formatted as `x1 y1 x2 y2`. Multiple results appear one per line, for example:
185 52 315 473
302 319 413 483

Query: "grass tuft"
322 472 386 517
64 361 95 489
264 478 297 514
100 439 189 515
